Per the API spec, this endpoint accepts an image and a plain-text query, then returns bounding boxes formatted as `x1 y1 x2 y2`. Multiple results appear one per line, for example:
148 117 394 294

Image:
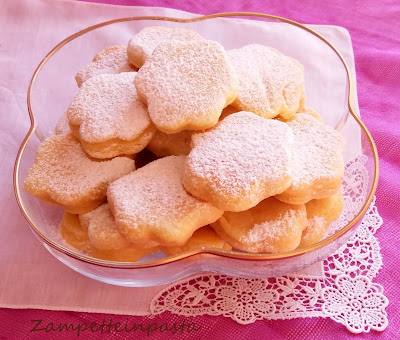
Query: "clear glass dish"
14 12 378 287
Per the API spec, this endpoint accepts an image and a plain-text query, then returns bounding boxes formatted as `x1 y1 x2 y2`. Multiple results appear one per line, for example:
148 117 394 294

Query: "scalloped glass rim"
14 12 379 269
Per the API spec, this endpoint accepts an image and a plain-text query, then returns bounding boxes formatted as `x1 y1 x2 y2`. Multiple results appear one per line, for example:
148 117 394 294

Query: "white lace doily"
150 156 388 333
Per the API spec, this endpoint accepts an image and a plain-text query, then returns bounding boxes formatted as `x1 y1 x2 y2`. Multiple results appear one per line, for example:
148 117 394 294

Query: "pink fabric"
2 0 399 338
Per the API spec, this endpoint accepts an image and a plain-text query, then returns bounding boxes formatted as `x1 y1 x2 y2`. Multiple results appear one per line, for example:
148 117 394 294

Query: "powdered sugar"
127 26 204 68
307 216 327 234
299 215 328 247
228 44 304 119
80 204 130 251
24 134 135 204
240 210 299 247
134 40 238 134
107 155 223 245
109 156 195 221
285 113 345 187
68 72 153 143
75 45 135 87
183 111 293 211
212 197 307 253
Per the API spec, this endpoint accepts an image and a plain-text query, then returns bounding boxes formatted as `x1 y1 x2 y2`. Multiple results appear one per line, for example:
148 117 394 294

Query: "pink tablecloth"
2 0 399 339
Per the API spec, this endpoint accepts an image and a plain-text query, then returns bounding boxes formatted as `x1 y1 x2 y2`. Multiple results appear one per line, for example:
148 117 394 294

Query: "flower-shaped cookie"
182 111 293 212
60 211 92 253
127 26 204 68
75 45 135 87
299 191 344 247
24 133 135 214
277 107 322 123
275 113 345 204
160 226 231 256
211 197 307 253
134 40 238 134
79 203 131 251
228 44 305 119
107 155 223 246
80 203 159 250
60 211 157 262
67 72 155 159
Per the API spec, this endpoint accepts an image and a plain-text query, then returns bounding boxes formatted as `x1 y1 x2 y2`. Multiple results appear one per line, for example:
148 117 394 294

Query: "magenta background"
2 0 400 339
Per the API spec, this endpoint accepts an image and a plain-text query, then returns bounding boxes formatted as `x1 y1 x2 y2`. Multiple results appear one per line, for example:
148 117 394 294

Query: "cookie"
302 107 323 121
228 44 305 119
277 107 322 123
134 40 238 134
60 211 92 253
147 106 240 157
275 113 345 204
55 112 70 135
299 191 344 248
67 72 155 159
211 197 307 253
147 130 192 157
79 203 131 251
219 105 240 121
160 226 231 256
75 45 135 87
60 212 157 262
107 155 223 246
127 26 204 68
24 133 135 214
182 111 293 212
80 204 158 249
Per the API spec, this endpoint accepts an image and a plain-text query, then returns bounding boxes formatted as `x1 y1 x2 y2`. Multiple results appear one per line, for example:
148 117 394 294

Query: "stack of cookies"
24 26 345 261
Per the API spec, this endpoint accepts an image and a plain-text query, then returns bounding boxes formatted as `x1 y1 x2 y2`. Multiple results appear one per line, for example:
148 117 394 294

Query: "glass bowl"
14 12 378 287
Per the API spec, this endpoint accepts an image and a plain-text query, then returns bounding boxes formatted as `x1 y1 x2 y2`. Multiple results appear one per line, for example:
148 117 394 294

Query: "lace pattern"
150 155 387 333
